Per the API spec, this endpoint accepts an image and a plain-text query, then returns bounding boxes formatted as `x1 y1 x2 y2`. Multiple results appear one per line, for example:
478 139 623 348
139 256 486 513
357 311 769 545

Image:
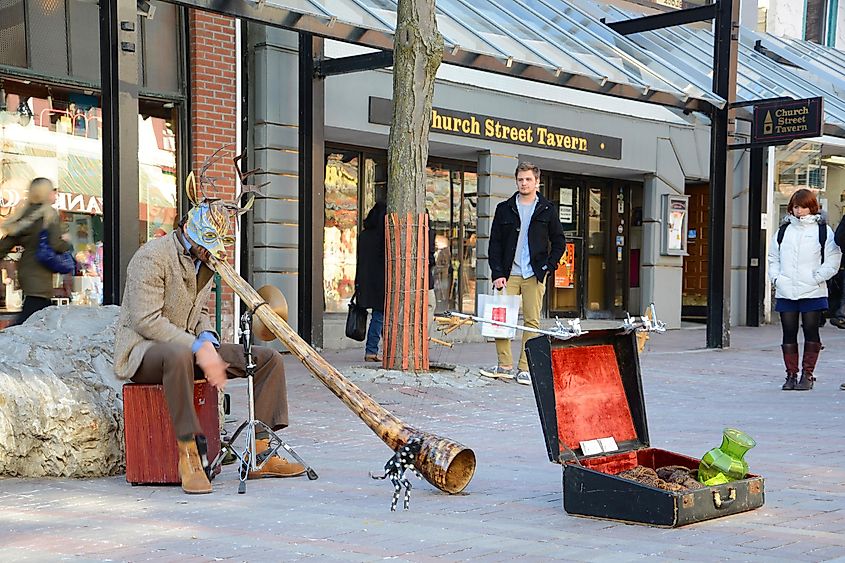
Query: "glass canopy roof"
176 0 845 136
179 0 724 110
577 0 845 137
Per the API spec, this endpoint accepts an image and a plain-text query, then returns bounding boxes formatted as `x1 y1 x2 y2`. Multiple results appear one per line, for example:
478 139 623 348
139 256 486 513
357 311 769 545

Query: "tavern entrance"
544 174 642 319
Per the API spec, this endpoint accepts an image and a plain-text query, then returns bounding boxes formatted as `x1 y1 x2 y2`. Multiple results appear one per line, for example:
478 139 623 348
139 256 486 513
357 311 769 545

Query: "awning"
171 0 725 111
745 31 845 99
575 0 845 138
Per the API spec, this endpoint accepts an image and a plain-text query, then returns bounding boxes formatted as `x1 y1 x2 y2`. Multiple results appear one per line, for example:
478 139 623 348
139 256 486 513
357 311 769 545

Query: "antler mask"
183 146 263 259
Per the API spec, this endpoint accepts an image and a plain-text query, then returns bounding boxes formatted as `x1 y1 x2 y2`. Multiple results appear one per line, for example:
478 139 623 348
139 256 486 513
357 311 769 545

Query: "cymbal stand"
210 308 318 494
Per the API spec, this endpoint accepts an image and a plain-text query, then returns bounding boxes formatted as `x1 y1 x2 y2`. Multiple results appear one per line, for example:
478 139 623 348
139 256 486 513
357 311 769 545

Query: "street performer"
113 195 305 494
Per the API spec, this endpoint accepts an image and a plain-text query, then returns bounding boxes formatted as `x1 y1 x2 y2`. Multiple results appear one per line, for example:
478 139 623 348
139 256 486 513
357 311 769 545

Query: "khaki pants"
495 275 546 372
131 342 289 440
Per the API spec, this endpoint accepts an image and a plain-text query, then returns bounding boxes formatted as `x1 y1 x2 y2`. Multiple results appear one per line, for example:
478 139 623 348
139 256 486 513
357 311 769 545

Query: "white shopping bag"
477 291 520 340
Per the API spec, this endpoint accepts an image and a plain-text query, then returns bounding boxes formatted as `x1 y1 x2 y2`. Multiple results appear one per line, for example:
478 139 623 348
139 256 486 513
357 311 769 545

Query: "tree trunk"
383 0 443 371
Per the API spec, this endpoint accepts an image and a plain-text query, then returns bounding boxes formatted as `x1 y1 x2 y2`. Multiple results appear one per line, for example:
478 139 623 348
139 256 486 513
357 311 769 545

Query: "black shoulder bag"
345 291 368 341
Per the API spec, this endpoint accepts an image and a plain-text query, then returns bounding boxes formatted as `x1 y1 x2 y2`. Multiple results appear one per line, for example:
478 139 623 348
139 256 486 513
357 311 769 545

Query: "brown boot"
177 438 213 494
248 438 306 479
795 341 822 391
781 343 799 391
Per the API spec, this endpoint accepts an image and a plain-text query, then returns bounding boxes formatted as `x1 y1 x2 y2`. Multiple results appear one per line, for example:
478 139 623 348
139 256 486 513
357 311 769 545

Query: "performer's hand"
493 277 507 290
196 341 229 390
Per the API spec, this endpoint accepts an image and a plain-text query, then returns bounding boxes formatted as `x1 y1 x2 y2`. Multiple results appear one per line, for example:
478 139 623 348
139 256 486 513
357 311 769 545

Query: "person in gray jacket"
767 189 841 391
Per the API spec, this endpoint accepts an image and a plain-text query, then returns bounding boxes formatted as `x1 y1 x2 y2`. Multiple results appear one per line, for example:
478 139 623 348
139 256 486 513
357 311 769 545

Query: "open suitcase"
525 329 765 527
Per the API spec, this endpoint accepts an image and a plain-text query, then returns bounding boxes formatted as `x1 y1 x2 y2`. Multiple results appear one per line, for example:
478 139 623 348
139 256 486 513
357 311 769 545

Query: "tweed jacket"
113 231 218 381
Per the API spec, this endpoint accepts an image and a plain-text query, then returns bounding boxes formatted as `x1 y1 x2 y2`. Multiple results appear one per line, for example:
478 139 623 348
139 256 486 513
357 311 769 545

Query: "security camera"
137 0 156 19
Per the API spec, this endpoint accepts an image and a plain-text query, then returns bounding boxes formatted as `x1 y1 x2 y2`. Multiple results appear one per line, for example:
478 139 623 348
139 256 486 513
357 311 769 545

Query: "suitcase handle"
713 488 737 509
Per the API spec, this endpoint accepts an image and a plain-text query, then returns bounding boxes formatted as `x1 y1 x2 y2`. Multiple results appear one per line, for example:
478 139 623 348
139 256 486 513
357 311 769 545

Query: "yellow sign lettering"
424 105 609 157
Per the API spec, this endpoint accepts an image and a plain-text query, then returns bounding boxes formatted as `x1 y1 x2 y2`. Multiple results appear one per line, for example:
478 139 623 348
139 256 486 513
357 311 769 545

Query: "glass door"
546 175 582 317
585 181 629 318
611 183 630 314
586 185 610 317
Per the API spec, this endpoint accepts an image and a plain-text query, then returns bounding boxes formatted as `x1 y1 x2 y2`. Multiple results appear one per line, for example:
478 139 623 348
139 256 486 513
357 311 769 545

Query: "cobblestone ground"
2 323 845 562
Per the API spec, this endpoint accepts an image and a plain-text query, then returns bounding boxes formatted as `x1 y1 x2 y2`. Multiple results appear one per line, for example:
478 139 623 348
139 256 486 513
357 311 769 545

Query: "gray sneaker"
516 371 532 385
480 365 515 379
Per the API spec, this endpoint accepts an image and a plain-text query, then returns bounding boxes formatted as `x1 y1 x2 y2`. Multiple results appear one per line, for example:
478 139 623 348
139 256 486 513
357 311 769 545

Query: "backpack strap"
819 223 827 265
777 223 788 246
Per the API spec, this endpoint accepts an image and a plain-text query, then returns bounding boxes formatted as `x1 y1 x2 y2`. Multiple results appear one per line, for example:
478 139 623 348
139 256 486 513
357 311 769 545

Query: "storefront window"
774 141 845 228
773 142 826 222
324 151 360 313
426 162 477 314
0 81 179 312
139 113 178 241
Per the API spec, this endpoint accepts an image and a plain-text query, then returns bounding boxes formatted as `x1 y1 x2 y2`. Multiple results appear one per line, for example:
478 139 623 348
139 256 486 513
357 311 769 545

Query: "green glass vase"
697 428 756 485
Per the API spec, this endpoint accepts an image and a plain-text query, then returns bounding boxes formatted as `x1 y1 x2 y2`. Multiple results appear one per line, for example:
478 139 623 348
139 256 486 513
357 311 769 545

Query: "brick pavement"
2 323 845 561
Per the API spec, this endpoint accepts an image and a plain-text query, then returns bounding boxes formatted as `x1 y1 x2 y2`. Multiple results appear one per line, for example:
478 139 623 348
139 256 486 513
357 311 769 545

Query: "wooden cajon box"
123 381 220 484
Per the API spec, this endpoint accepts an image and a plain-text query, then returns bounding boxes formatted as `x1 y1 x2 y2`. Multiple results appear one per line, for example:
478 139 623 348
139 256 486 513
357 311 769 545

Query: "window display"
0 81 179 312
323 147 477 315
324 151 360 313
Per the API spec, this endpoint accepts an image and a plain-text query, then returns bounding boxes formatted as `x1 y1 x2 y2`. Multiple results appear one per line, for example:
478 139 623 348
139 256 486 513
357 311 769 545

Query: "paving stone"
1 325 845 560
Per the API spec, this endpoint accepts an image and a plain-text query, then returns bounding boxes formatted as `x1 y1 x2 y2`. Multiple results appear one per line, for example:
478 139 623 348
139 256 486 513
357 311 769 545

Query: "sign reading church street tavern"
368 97 622 160
752 97 823 144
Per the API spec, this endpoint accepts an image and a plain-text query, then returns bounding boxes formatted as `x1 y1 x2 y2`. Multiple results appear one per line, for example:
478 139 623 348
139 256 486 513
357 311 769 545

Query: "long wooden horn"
210 256 476 494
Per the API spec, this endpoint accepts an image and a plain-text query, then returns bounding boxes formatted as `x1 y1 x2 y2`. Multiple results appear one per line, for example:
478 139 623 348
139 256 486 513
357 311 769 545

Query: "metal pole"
706 0 740 348
297 32 325 347
745 148 764 327
99 0 140 305
214 272 222 335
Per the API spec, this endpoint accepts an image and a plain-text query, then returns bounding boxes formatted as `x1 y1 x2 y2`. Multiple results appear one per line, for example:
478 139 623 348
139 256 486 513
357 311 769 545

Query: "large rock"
0 306 124 478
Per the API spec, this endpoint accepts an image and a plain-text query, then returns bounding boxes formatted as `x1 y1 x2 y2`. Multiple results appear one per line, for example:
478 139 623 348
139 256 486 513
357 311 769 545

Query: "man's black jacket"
488 192 566 283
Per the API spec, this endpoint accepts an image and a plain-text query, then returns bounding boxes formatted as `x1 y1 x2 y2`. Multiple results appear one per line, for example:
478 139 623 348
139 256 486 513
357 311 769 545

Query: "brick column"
189 10 238 340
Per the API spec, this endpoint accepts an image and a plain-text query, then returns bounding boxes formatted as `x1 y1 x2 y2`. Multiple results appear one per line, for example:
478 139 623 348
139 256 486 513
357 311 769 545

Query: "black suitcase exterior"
525 329 765 527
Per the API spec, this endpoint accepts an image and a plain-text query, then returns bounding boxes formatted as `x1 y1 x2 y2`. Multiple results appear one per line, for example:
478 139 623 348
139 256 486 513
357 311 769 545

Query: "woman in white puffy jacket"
768 189 842 391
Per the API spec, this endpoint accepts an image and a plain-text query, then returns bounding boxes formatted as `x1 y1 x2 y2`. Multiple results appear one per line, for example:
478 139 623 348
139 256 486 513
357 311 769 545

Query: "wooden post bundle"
210 256 476 494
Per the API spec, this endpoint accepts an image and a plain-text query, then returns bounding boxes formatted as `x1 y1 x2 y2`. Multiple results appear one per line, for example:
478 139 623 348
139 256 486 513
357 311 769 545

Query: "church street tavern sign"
368 97 622 160
752 97 823 144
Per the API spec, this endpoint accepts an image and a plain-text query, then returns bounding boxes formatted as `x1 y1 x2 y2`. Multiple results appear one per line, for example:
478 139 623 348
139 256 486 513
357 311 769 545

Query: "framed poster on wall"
661 194 689 256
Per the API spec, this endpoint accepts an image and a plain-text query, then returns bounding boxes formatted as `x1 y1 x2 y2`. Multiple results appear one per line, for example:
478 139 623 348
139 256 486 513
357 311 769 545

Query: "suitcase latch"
713 488 737 509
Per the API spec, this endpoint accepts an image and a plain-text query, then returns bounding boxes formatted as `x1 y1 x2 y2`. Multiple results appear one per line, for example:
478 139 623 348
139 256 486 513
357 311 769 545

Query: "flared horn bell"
253 285 288 341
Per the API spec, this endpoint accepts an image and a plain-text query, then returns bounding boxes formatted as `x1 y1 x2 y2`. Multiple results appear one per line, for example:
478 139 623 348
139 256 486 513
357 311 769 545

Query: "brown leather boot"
177 438 213 494
795 341 822 391
248 438 306 479
781 343 799 391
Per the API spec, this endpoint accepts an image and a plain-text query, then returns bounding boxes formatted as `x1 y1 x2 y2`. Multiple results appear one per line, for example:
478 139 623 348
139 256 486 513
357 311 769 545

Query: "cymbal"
254 284 288 341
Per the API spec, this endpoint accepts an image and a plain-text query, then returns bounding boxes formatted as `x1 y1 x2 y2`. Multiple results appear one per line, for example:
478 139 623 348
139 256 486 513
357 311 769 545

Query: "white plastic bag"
477 291 520 340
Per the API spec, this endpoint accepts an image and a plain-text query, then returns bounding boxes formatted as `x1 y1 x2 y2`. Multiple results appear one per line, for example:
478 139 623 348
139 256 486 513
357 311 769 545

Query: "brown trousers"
131 342 289 440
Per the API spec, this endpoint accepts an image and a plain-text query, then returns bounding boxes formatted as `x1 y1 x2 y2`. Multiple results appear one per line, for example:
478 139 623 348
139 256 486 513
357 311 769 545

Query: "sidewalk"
2 323 845 561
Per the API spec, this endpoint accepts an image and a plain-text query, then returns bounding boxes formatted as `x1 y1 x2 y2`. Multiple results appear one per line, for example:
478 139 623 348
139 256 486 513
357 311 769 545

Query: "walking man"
488 162 565 384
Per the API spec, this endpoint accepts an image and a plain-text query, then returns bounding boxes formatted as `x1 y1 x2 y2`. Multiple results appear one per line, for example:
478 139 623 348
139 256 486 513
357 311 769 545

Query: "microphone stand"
210 309 318 494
